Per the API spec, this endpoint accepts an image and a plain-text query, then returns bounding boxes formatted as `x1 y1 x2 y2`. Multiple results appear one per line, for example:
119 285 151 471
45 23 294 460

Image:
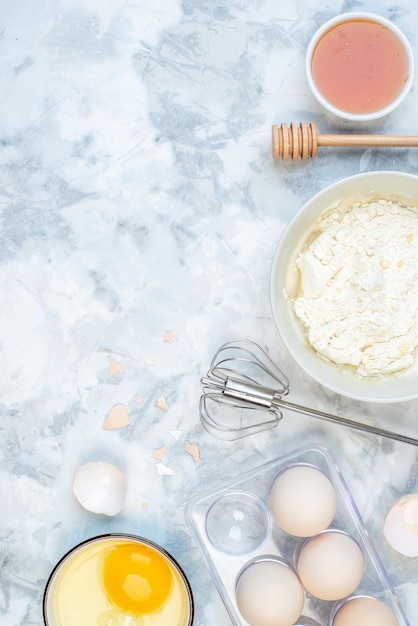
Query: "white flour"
293 199 418 377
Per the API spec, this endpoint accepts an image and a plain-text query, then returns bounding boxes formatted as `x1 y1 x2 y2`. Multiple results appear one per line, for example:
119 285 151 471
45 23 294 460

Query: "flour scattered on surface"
293 199 418 377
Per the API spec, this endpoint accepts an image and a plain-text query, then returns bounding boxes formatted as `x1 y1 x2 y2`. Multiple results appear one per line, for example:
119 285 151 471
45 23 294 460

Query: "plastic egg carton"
186 444 409 626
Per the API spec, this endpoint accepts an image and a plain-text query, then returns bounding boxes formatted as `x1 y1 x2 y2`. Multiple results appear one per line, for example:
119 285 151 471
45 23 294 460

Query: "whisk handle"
278 399 418 447
201 375 275 408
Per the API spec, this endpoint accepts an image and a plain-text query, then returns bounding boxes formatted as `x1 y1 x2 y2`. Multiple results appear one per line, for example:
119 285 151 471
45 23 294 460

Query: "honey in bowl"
43 534 194 626
307 14 413 119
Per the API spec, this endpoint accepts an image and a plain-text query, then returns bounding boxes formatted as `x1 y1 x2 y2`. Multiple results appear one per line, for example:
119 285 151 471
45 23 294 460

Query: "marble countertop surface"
1 0 418 624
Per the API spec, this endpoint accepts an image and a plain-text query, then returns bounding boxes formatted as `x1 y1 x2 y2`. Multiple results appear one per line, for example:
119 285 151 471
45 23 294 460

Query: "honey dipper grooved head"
272 122 318 160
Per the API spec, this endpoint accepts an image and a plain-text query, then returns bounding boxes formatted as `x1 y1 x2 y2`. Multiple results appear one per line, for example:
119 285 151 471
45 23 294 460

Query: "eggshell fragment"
155 462 174 476
185 440 201 464
103 404 130 430
167 429 181 440
153 445 168 460
73 461 127 516
154 395 168 411
108 357 122 376
163 330 179 342
383 493 418 556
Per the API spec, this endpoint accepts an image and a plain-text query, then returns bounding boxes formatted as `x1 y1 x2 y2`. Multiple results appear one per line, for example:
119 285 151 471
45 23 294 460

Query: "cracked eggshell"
73 461 127 516
383 493 418 557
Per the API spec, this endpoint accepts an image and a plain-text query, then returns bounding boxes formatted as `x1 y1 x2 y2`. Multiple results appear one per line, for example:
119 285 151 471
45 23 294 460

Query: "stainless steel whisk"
200 339 418 446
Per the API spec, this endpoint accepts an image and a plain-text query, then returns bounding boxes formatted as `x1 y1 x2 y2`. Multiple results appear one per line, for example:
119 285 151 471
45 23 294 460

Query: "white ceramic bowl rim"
305 12 415 121
269 171 418 403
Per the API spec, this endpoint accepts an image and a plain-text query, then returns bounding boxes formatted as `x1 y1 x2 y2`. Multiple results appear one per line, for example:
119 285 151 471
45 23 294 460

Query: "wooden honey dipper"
272 121 418 160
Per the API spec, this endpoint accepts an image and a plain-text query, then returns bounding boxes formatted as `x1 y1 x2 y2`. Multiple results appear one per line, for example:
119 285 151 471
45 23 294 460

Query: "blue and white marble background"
1 0 418 624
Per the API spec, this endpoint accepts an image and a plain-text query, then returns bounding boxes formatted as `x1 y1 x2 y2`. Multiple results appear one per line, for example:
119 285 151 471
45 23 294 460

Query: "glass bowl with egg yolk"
43 533 194 626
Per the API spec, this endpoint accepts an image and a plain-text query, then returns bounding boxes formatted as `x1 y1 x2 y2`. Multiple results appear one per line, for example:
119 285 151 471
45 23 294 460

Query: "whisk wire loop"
200 339 418 446
200 340 287 440
199 392 282 440
206 339 289 395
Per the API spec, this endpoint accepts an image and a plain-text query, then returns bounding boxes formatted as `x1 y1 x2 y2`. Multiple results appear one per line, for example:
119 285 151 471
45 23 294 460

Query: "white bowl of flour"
270 171 418 402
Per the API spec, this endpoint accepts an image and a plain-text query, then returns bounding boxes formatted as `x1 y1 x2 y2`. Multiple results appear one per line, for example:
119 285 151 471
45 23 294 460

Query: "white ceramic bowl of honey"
43 533 194 626
269 170 418 402
305 12 414 122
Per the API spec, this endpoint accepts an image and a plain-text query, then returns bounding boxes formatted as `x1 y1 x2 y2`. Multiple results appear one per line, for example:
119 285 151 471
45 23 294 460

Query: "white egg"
235 558 304 626
73 461 127 516
331 595 399 626
269 464 337 537
297 530 364 601
383 493 418 556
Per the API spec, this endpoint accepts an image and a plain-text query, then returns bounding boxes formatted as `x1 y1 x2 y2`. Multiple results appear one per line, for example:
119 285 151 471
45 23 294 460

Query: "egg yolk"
102 543 173 614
